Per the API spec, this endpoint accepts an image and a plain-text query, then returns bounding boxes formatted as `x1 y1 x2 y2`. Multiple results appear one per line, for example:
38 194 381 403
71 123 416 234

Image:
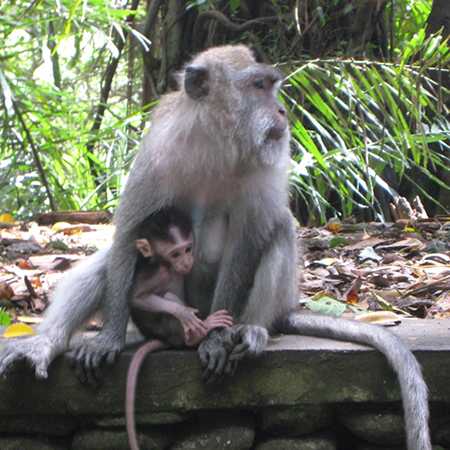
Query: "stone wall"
0 320 449 450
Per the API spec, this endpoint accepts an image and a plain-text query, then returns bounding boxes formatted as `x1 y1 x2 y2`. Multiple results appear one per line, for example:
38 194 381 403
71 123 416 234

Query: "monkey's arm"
131 291 207 337
67 148 175 379
0 248 108 379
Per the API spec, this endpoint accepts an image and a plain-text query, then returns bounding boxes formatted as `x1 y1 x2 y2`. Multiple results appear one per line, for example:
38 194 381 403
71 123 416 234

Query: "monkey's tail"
126 340 168 450
283 313 431 450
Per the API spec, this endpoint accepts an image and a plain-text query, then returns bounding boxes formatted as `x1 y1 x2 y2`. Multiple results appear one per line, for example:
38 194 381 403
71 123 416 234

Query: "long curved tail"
126 340 167 450
283 313 431 450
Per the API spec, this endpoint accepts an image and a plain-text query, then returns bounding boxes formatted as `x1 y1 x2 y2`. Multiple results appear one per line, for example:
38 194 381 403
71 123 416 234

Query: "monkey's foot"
198 325 269 383
198 327 235 383
67 335 123 385
0 335 60 379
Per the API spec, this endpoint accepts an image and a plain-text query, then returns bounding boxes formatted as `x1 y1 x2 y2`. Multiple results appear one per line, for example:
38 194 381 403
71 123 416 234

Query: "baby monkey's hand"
184 309 233 347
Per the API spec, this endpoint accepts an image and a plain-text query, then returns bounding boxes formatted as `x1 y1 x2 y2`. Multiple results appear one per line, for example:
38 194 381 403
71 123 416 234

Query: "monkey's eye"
253 79 265 90
171 251 181 259
186 245 192 253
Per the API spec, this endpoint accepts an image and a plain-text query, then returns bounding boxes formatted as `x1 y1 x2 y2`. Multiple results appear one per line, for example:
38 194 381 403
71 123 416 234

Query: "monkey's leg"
0 248 108 379
199 209 297 381
282 313 431 450
126 339 168 450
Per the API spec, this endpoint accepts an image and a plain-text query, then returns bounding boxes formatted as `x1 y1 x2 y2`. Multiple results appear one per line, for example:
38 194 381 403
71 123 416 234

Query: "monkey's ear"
136 239 154 258
184 65 209 99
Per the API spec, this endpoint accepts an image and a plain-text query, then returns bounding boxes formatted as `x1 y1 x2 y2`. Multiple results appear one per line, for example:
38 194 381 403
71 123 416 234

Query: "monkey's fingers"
203 347 228 384
209 310 233 320
205 317 233 330
228 341 250 361
189 316 208 331
224 358 239 376
0 351 19 378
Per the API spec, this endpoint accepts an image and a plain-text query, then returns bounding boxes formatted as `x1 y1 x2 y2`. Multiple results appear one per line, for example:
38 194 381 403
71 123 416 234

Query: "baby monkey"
126 208 232 450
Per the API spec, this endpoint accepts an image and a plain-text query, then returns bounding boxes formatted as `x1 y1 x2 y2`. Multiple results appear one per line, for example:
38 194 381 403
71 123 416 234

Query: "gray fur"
282 314 431 450
0 44 430 450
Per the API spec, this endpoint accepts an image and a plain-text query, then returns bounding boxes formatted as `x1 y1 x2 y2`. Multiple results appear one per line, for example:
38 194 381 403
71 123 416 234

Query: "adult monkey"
0 45 430 450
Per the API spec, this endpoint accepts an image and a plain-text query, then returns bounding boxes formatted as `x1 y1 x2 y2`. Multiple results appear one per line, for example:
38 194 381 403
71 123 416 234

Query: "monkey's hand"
173 305 207 341
0 335 61 380
197 327 236 383
204 310 234 331
67 334 123 385
228 325 268 361
185 310 234 347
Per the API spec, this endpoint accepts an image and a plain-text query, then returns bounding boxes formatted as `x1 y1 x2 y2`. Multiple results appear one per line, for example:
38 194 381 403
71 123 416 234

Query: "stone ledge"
0 319 449 416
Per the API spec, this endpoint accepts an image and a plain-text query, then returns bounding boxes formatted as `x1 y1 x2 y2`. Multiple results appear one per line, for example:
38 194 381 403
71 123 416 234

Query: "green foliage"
387 0 432 53
0 0 448 224
0 308 12 327
0 0 145 218
284 30 449 222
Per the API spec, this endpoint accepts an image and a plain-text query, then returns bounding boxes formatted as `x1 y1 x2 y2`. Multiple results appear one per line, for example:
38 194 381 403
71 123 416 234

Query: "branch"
12 100 57 211
47 20 61 89
193 10 286 50
85 0 141 184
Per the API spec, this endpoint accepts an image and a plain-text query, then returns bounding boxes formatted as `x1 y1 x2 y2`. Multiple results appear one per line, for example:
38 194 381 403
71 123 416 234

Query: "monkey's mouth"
265 125 287 142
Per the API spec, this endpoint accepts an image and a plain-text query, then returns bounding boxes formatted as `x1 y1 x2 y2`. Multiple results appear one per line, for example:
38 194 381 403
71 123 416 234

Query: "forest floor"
0 213 449 332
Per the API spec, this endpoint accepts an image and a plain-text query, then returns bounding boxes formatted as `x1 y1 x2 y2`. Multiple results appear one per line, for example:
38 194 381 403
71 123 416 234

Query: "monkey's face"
182 46 290 168
235 64 289 165
154 230 194 275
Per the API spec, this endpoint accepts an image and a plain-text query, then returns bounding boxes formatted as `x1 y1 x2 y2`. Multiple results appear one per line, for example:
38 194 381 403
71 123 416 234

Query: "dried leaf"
345 278 362 304
355 311 402 326
377 238 425 252
3 322 36 338
17 315 43 324
16 258 35 270
358 247 382 263
326 221 343 234
31 276 42 288
0 283 14 300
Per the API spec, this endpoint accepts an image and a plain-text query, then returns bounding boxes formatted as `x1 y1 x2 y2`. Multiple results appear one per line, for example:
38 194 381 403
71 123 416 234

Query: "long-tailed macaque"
0 45 430 450
126 208 232 450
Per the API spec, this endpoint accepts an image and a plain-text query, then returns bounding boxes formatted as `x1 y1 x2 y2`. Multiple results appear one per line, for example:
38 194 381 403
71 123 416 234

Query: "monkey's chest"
194 213 228 265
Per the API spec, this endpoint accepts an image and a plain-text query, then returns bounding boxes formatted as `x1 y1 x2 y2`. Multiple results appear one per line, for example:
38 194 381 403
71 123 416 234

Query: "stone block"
337 404 404 446
255 435 336 450
260 404 333 436
0 415 77 436
170 411 255 449
71 428 172 450
0 437 64 450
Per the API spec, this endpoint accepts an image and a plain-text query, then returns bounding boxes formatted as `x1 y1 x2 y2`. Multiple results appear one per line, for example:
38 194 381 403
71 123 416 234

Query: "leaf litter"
298 216 450 324
0 212 449 329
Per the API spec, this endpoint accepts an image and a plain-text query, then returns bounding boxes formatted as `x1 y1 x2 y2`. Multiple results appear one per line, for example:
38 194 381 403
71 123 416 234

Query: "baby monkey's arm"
131 292 207 340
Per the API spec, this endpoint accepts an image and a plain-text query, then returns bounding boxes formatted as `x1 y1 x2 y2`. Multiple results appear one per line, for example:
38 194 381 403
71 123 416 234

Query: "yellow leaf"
51 222 71 233
0 213 15 224
3 323 36 338
326 221 342 234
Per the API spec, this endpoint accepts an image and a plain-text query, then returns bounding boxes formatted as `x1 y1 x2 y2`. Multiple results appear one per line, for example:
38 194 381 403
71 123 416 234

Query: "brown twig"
85 0 141 185
12 100 57 211
193 10 289 50
24 276 38 299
